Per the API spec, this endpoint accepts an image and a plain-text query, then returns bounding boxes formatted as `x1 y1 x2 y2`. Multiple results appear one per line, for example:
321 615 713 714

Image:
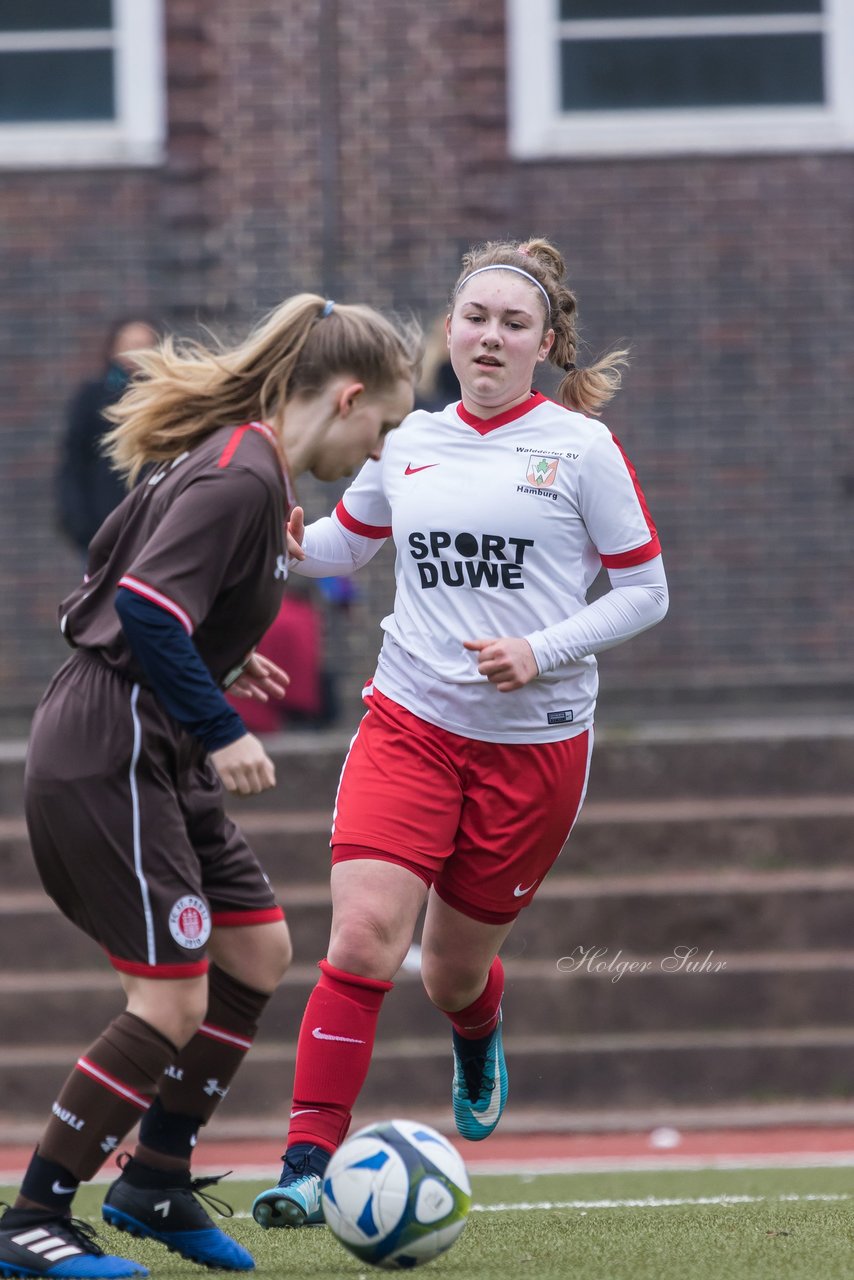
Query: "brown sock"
34 1012 177 1183
135 965 271 1168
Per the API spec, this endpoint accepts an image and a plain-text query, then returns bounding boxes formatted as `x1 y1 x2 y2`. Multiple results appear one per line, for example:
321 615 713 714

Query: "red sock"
442 956 504 1039
288 959 392 1153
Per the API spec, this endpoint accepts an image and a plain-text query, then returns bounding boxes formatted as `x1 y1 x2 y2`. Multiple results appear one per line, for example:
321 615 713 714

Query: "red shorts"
331 686 593 924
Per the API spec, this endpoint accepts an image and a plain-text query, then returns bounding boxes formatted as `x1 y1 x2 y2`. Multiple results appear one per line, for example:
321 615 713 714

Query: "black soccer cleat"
101 1163 253 1271
0 1205 147 1278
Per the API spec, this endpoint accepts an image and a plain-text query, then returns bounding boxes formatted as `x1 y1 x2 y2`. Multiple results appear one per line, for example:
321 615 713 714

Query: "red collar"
455 391 547 436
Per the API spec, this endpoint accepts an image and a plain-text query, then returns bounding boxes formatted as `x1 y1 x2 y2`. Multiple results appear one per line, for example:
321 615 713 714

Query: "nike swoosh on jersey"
311 1026 366 1044
513 880 538 897
404 463 439 475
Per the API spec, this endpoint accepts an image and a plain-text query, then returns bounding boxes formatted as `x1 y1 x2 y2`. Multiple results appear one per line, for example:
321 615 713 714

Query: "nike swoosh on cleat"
513 880 538 897
474 1043 503 1126
312 1026 366 1043
404 463 439 475
51 1180 77 1195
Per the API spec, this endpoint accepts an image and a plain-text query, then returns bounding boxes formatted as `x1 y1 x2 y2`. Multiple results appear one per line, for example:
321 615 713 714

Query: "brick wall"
2 0 853 729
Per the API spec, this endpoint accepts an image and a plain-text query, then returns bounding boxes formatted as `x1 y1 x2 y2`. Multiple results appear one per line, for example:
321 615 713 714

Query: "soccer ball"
321 1118 472 1269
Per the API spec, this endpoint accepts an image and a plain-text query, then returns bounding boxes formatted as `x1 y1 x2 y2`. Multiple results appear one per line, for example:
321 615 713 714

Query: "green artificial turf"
3 1166 854 1280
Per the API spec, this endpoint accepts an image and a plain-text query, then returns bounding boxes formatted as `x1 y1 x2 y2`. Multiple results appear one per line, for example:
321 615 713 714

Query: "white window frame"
0 0 165 169
507 0 854 158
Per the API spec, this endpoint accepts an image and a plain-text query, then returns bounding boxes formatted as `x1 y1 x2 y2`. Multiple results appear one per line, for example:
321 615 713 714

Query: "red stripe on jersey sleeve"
600 536 662 568
217 424 250 468
211 907 285 927
335 499 392 539
118 575 195 635
609 434 659 543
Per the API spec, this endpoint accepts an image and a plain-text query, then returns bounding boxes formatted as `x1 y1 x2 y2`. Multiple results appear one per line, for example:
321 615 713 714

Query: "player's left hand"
463 636 539 692
228 652 290 703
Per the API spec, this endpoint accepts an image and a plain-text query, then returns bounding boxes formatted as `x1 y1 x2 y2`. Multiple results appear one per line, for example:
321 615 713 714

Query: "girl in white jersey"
253 238 669 1230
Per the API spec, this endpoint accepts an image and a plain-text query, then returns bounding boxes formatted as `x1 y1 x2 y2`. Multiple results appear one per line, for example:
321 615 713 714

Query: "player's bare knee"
328 913 405 980
254 922 292 988
420 960 484 1012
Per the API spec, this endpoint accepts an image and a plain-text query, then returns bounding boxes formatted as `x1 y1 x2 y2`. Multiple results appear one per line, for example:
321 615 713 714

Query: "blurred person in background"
0 296 419 1278
225 579 327 734
414 310 461 412
56 318 160 556
253 237 668 1230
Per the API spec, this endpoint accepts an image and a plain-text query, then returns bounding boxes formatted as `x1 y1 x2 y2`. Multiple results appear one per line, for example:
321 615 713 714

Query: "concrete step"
3 952 854 1050
9 868 854 970
5 718 854 816
6 795 854 890
4 1026 854 1120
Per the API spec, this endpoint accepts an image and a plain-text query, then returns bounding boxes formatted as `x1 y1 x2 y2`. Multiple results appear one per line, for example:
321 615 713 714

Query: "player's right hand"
287 505 306 560
211 733 276 795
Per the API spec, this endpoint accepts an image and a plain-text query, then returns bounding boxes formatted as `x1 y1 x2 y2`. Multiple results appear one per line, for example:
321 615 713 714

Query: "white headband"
455 264 552 315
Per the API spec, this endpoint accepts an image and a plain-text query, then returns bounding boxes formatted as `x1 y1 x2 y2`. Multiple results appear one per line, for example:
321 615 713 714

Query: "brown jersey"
59 421 289 686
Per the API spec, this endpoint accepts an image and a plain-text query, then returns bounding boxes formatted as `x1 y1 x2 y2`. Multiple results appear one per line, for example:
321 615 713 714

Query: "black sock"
19 1153 79 1215
118 1154 190 1189
452 1026 494 1061
285 1143 330 1177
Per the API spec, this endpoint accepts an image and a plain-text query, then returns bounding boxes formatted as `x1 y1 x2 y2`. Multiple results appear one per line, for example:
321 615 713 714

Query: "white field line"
225 1191 852 1217
7 1152 854 1186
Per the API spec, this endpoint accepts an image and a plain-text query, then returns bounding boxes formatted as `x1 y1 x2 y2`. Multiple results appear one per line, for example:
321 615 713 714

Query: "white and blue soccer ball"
321 1118 472 1269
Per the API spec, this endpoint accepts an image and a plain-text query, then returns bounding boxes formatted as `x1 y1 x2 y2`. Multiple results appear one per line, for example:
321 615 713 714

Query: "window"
0 0 165 168
507 0 854 157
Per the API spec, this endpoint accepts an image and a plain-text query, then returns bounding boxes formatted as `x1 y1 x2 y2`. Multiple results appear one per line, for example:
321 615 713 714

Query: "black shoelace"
461 1054 496 1102
283 1152 315 1177
184 1173 236 1219
63 1218 106 1256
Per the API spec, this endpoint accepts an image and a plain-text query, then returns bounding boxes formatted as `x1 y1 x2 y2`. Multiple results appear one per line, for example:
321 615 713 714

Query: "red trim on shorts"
210 906 285 926
331 843 433 888
335 500 391 539
433 880 521 926
456 391 547 435
107 953 209 979
217 424 251 468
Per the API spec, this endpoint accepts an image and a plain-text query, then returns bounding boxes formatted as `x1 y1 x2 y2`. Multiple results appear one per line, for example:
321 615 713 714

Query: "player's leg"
2 661 205 1278
102 927 290 1271
428 729 594 1140
103 771 291 1269
421 898 512 1141
253 858 428 1229
2 974 207 1280
253 687 462 1229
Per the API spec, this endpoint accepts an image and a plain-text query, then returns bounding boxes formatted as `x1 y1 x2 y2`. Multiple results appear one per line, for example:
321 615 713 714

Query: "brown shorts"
25 651 282 978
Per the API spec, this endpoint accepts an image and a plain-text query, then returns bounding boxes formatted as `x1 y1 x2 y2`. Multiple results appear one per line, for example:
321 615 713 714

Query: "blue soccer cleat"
0 1206 147 1279
452 1008 508 1141
251 1146 328 1229
102 1165 253 1271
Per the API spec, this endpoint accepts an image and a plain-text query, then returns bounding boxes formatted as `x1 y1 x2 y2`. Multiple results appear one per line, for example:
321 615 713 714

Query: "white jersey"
331 392 661 743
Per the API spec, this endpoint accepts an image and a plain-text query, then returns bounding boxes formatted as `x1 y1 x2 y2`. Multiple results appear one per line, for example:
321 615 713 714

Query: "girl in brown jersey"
0 296 418 1279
